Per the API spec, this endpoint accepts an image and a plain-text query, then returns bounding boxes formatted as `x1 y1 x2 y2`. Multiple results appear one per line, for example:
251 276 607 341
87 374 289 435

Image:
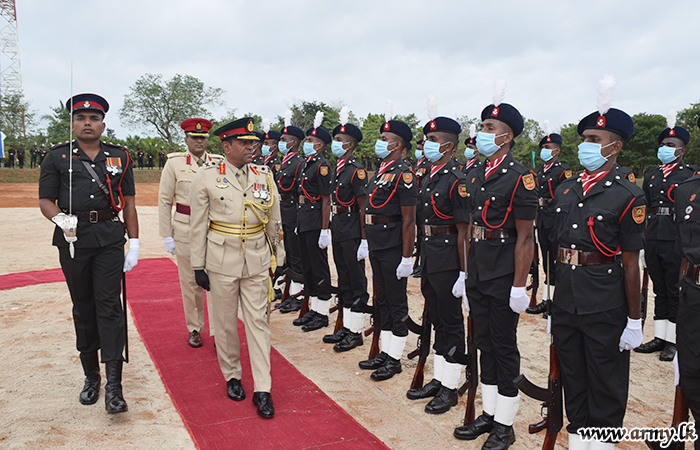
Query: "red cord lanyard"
369 173 399 209
587 216 620 257
481 174 522 229
278 160 301 192
300 164 321 201
105 150 130 212
335 168 358 207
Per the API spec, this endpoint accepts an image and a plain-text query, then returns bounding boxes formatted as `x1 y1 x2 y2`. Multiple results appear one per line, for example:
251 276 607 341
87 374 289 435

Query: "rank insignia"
403 172 413 183
522 173 536 191
247 120 254 132
250 166 260 176
632 205 645 224
565 169 572 178
458 185 467 197
357 169 366 180
219 162 226 174
106 157 122 175
628 173 636 183
196 122 202 131
320 166 329 176
691 193 697 202
216 184 229 189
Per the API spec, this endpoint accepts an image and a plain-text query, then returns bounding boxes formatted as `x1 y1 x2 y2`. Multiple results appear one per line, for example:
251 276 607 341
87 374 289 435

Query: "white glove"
294 227 298 235
639 249 647 270
318 229 331 249
452 271 466 298
124 238 140 272
396 257 413 279
547 315 552 335
618 317 643 351
509 286 529 313
52 212 78 243
357 239 369 261
674 352 680 387
462 294 470 312
163 236 176 255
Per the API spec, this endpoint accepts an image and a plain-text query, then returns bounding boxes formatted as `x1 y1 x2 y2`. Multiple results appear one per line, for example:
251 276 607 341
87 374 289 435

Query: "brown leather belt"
280 193 295 201
424 224 458 237
650 206 674 216
298 195 320 204
472 226 516 240
685 263 700 284
176 203 190 215
558 247 615 266
72 209 117 223
365 214 402 225
332 204 359 214
538 198 554 207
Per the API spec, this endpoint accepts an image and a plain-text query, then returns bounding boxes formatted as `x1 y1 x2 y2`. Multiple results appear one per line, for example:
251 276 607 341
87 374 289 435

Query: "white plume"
542 119 551 137
469 124 476 139
284 110 292 127
667 109 677 129
597 75 616 115
339 106 349 125
492 79 507 106
314 111 324 129
262 118 270 134
385 100 393 122
427 95 438 120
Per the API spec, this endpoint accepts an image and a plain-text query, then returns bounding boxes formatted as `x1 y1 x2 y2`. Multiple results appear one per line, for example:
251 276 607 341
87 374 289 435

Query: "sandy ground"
0 183 680 449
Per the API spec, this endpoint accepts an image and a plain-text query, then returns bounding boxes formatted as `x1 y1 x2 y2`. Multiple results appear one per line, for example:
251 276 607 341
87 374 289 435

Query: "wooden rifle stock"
368 278 380 359
527 240 540 308
645 386 688 450
641 267 649 328
402 304 431 391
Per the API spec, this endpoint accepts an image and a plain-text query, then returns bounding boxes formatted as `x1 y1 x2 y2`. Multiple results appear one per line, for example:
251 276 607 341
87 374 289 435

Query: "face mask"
423 140 449 163
261 145 272 157
303 141 317 157
577 141 614 172
415 149 423 160
331 140 349 158
375 140 396 159
476 132 508 157
657 146 679 165
540 148 554 162
464 147 477 160
278 141 290 155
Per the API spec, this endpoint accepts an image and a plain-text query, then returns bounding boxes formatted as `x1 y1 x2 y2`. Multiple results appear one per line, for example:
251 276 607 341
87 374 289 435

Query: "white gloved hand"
124 238 140 272
396 257 413 279
462 294 470 312
357 239 369 261
618 317 643 351
318 229 331 249
452 271 466 298
674 352 680 387
163 236 176 255
639 249 647 270
509 286 529 313
52 212 78 243
294 227 298 235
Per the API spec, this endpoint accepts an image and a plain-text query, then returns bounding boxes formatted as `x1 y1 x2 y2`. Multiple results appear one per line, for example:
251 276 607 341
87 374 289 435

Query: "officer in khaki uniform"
189 117 282 419
158 118 221 348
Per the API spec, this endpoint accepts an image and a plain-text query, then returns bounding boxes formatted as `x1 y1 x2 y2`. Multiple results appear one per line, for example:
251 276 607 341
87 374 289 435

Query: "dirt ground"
0 182 679 449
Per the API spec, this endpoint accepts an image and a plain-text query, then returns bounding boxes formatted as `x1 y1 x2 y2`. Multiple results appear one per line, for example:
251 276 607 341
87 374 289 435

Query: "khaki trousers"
175 238 214 335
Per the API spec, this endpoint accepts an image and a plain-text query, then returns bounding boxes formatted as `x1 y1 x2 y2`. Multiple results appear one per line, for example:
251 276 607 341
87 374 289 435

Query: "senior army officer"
189 117 282 418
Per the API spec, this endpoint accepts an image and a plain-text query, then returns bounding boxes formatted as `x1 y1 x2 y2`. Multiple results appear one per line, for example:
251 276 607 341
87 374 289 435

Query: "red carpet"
0 259 388 450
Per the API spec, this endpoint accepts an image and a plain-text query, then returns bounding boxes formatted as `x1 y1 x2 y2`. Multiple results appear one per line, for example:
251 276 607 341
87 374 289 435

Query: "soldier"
252 131 265 165
526 122 571 315
635 111 696 361
462 124 482 178
7 145 15 168
413 138 430 278
189 117 281 418
158 148 166 169
39 146 47 166
292 112 334 332
550 80 645 450
39 93 139 414
453 82 537 448
322 109 369 351
147 151 154 170
261 119 282 178
158 118 221 348
30 144 38 168
137 149 144 170
358 115 417 382
17 145 25 169
406 115 469 414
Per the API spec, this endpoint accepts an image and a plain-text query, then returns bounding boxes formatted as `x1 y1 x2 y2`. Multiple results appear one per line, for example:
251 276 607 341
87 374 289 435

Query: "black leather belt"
280 193 295 201
424 225 457 236
538 198 554 207
71 209 118 223
471 226 516 240
650 206 674 216
558 247 615 266
298 196 320 204
685 263 700 284
332 204 359 214
365 214 402 225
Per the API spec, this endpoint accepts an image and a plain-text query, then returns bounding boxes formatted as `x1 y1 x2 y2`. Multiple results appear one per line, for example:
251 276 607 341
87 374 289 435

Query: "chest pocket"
586 206 619 249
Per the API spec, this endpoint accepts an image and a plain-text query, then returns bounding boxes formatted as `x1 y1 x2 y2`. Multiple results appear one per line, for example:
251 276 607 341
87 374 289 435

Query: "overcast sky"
11 0 700 138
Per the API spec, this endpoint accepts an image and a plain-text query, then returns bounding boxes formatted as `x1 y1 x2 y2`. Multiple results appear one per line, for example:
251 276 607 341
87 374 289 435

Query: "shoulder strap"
81 160 110 197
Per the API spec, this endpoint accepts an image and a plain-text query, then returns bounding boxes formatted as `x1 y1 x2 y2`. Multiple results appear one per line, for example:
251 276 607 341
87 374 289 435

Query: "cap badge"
196 122 202 131
384 122 390 130
340 126 346 133
491 107 499 117
246 120 254 132
669 129 676 136
265 133 269 139
429 121 436 130
283 127 288 134
83 101 90 108
312 129 317 135
547 136 551 142
596 116 606 127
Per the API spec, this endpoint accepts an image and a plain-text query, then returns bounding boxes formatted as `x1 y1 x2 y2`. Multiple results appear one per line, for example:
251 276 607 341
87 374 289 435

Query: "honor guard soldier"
549 78 645 450
137 148 144 169
323 108 370 351
453 82 537 449
261 119 282 178
462 123 483 178
30 144 38 168
7 145 15 167
252 131 266 165
275 113 306 312
189 117 281 418
413 138 429 278
39 93 139 414
407 113 469 414
292 112 334 331
158 148 166 169
358 112 417 382
147 151 154 169
527 121 571 315
635 110 696 361
17 145 25 168
158 118 221 348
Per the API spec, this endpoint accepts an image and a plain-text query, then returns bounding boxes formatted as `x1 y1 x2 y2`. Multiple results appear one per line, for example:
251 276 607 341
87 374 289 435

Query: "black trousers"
647 239 681 323
551 302 629 433
332 237 368 310
422 268 465 356
537 224 558 286
282 222 303 275
678 277 700 448
298 229 331 300
369 246 408 337
59 244 125 362
467 272 520 396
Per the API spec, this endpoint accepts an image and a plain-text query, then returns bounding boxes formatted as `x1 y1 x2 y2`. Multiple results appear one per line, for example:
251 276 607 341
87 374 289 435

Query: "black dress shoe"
526 302 547 315
660 343 677 361
407 378 442 400
425 386 459 414
634 337 666 353
104 361 128 414
334 332 363 352
302 314 329 332
453 412 494 440
79 352 100 405
253 392 274 418
323 327 350 343
482 422 516 450
411 266 421 278
371 356 402 381
293 310 317 326
188 330 203 348
279 297 301 314
359 351 388 370
227 378 246 401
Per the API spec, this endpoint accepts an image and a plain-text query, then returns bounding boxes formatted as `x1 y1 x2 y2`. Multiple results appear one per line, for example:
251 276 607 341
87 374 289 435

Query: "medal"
254 191 261 198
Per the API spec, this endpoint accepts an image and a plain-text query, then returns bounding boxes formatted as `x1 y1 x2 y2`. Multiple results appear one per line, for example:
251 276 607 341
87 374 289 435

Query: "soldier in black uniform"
462 128 482 178
147 151 154 169
292 119 334 331
406 116 469 414
39 93 139 414
17 145 25 168
412 139 429 278
526 129 571 315
252 131 266 165
322 119 370 351
158 148 166 169
358 119 417 382
550 105 645 450
137 149 144 170
7 145 15 168
453 97 537 449
30 144 38 168
261 128 282 178
635 116 696 361
39 146 47 165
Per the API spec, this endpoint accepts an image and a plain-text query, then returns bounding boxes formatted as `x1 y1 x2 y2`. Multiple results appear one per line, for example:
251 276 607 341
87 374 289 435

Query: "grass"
0 167 163 183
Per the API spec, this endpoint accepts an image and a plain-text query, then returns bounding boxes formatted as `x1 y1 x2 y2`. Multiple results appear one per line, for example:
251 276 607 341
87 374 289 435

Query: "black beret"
577 108 635 142
253 131 265 141
213 117 257 141
481 103 524 137
417 139 425 148
464 137 476 146
280 125 305 141
658 126 690 145
264 130 282 141
423 116 462 136
65 93 109 114
539 133 563 147
305 126 332 144
332 123 363 143
379 120 413 145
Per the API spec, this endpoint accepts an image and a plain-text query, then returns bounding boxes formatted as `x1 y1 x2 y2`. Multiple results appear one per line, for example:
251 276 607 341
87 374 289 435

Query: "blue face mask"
464 147 477 160
657 146 679 164
261 145 272 157
375 140 395 159
540 148 554 162
278 141 290 155
577 141 614 172
303 141 317 157
331 140 349 158
415 149 423 160
423 140 449 163
476 132 508 157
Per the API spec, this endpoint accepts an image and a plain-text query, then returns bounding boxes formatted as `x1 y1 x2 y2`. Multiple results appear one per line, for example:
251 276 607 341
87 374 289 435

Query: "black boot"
525 302 547 315
334 332 363 352
482 422 516 450
660 343 677 361
370 356 402 381
105 361 128 414
323 327 350 343
425 386 459 414
359 351 388 370
292 310 317 326
79 352 100 405
453 412 494 440
407 379 442 400
634 337 666 353
302 314 329 332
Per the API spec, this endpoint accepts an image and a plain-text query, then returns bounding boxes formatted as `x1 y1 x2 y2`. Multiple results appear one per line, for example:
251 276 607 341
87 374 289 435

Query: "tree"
42 101 71 144
620 113 666 177
677 102 700 167
119 73 224 148
0 90 36 142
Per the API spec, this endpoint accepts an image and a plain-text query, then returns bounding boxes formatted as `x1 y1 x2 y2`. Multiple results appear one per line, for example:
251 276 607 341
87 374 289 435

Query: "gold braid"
240 170 275 257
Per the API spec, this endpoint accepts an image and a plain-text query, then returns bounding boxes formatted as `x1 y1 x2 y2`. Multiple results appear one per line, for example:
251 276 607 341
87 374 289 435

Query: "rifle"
354 278 380 359
447 314 478 425
122 272 129 363
641 267 649 328
402 303 431 390
527 228 540 308
319 280 343 333
281 268 309 319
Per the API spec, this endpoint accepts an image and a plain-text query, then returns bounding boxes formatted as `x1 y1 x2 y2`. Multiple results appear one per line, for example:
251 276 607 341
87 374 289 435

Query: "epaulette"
447 164 467 181
508 158 530 174
253 163 270 173
49 141 70 151
202 161 218 169
559 175 578 188
167 152 186 159
209 154 224 160
104 141 124 150
614 173 644 197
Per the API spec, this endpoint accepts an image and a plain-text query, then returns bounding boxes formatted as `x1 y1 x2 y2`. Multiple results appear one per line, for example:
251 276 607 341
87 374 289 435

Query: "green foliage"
677 102 700 167
620 113 666 176
0 90 36 142
559 123 583 171
42 101 71 145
